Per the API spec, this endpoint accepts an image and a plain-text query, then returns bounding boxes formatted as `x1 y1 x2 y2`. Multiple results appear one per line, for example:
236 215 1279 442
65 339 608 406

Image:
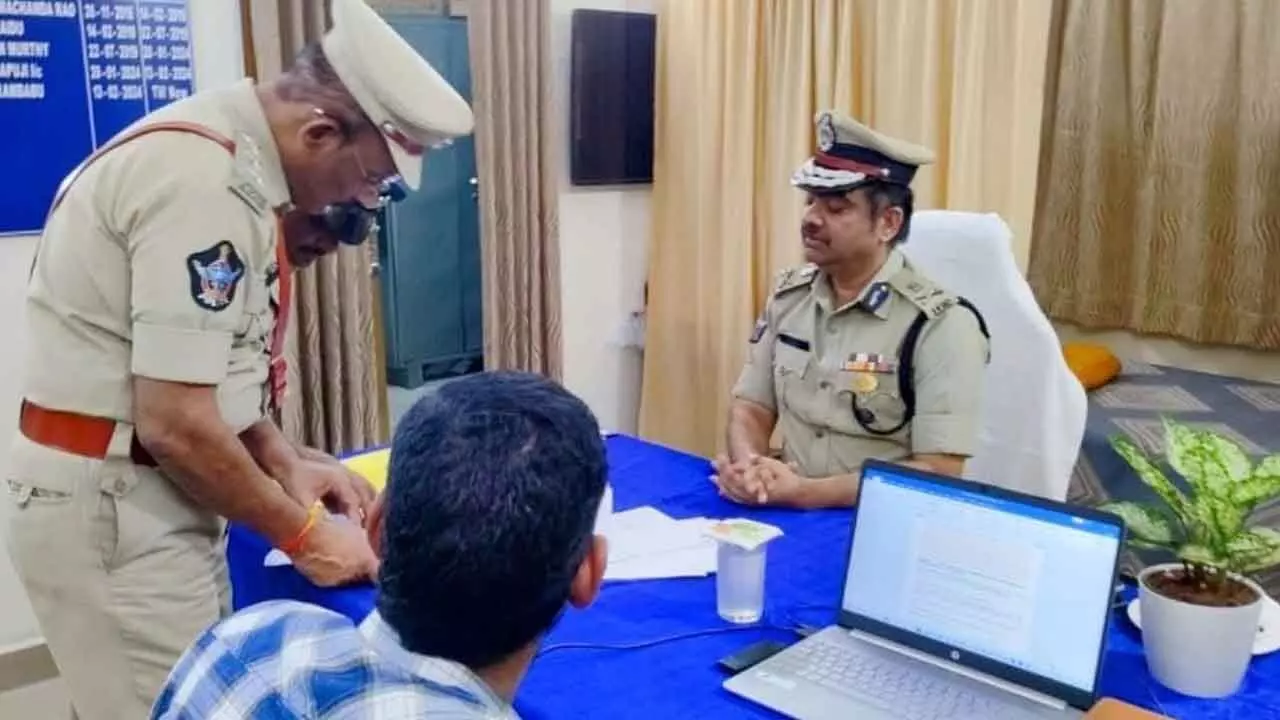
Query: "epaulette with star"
227 131 270 217
772 264 818 297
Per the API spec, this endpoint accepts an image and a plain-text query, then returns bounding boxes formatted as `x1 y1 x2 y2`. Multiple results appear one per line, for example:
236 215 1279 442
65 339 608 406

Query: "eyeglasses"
310 198 386 246
350 141 407 204
305 108 412 245
312 107 407 204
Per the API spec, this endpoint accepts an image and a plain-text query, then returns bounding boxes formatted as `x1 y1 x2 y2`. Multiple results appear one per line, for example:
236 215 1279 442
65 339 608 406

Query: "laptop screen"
840 462 1123 704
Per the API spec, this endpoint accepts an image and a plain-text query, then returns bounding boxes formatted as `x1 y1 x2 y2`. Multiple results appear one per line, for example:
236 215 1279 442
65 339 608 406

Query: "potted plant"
1101 418 1280 698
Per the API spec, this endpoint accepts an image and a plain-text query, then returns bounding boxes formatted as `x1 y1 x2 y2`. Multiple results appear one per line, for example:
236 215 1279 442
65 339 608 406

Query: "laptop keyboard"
770 633 1054 720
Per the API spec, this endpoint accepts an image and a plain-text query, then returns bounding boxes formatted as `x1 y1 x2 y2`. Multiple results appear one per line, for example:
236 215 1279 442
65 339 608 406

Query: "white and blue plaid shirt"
152 600 519 719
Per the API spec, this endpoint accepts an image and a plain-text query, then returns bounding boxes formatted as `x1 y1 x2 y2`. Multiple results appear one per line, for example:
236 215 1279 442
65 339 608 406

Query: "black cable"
536 604 839 658
537 623 788 658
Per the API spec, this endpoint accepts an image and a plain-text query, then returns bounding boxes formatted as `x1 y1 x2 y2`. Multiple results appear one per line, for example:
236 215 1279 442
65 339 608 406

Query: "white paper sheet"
261 505 719 583
603 506 716 581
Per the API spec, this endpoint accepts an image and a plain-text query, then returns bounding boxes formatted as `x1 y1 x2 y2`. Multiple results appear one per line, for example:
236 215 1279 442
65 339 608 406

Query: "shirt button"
827 325 838 334
818 380 831 390
113 478 127 494
815 430 826 439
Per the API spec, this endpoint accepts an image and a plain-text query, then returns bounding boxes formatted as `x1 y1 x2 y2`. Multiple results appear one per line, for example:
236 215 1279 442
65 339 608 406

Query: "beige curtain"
638 0 1052 457
1028 0 1280 351
244 0 387 454
467 0 563 377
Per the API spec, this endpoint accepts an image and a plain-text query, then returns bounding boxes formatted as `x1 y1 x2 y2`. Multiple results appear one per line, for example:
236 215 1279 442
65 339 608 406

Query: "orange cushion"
1063 342 1122 390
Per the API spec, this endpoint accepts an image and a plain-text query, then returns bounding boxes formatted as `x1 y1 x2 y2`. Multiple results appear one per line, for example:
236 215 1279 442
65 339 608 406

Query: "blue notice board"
0 0 195 236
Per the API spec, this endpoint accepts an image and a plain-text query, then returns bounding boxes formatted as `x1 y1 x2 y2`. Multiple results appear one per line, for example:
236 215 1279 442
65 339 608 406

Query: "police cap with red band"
322 0 475 192
791 111 935 193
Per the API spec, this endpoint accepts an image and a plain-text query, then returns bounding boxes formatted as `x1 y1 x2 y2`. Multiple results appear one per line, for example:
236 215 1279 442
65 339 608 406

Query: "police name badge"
187 241 246 312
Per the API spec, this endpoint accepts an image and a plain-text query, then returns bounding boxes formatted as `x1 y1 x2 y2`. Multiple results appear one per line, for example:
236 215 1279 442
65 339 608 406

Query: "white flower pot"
1138 563 1264 698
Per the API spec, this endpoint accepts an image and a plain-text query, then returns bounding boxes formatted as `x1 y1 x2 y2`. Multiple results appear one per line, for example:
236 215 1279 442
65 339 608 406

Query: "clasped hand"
278 454 380 587
711 453 802 507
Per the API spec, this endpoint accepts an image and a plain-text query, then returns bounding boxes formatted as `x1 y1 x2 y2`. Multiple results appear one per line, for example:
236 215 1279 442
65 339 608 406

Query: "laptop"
724 459 1126 720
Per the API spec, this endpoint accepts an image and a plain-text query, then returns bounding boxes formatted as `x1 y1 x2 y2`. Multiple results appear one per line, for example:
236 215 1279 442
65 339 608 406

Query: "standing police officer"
712 111 989 509
5 1 473 717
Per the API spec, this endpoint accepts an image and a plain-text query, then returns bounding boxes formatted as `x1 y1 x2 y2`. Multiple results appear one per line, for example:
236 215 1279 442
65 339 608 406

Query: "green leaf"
1258 454 1280 477
1177 544 1220 567
1100 501 1178 546
1228 528 1280 574
1164 418 1250 496
1110 435 1191 524
1161 419 1256 548
1235 454 1280 509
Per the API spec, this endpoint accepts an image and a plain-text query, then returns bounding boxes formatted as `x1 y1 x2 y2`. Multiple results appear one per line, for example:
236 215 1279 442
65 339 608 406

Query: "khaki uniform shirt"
23 79 290 433
732 248 988 478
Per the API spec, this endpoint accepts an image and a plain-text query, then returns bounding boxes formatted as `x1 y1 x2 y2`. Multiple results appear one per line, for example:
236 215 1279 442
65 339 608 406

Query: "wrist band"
280 501 325 557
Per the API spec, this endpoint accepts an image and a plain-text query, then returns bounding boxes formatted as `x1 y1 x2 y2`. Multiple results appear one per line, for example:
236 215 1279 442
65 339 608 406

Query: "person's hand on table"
290 517 380 587
712 453 769 504
712 454 806 507
279 458 375 526
752 456 805 507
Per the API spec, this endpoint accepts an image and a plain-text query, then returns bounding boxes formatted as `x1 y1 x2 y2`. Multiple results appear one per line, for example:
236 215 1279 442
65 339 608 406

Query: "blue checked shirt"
151 600 519 719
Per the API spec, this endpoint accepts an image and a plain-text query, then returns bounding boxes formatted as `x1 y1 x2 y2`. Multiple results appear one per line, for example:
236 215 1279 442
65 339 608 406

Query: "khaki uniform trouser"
4 432 229 720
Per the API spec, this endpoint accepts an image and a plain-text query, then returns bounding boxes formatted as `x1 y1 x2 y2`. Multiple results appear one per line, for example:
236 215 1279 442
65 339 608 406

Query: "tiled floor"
0 378 462 714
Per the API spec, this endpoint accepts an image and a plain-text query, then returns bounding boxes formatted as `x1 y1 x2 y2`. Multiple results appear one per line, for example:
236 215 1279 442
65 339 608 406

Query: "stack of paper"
602 506 716 582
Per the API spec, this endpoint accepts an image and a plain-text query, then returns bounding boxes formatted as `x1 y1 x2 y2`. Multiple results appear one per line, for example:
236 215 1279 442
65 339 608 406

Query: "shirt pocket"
842 369 909 436
773 343 811 414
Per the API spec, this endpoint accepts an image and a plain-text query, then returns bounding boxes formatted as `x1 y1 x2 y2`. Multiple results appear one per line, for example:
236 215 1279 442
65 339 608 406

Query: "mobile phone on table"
717 640 789 675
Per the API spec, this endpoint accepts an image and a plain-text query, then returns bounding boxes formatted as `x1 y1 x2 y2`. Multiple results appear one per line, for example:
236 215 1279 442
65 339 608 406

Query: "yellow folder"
341 448 391 492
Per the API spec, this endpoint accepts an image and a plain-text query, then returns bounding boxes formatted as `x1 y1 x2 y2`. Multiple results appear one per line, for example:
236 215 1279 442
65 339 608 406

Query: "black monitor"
569 9 656 186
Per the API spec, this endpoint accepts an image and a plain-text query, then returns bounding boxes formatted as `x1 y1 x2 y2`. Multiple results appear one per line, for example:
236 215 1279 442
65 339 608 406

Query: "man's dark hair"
857 180 915 245
377 371 608 669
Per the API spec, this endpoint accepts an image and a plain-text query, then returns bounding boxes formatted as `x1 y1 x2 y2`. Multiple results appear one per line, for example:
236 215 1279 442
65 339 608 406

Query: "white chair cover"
901 211 1085 501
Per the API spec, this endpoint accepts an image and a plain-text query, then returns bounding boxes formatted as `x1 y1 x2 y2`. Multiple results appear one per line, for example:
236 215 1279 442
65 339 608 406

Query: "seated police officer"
713 111 989 509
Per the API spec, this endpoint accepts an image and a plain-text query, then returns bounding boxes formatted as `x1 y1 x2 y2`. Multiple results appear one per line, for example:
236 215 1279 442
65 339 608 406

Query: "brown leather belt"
19 400 157 467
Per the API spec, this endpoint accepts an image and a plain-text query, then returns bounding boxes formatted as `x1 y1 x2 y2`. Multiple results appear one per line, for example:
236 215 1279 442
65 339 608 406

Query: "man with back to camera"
712 111 990 509
151 371 611 719
5 0 473 716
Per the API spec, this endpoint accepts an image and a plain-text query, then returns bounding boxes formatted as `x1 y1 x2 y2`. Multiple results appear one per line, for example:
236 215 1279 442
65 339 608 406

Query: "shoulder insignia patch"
228 132 269 216
888 265 955 319
773 264 818 297
749 315 767 344
861 282 891 313
187 241 246 312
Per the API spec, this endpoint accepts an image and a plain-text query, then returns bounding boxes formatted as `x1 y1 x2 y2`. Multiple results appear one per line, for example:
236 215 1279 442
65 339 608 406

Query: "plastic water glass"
716 541 767 624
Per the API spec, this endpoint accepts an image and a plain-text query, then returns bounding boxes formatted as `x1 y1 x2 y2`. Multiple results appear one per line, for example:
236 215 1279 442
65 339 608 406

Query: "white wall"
551 0 653 435
0 1 245 651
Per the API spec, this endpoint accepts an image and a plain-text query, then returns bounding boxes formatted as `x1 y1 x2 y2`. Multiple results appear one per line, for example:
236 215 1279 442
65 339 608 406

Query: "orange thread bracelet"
280 501 325 557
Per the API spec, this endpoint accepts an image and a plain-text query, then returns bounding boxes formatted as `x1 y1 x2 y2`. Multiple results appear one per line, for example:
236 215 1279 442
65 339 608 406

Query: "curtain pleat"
468 0 562 376
1028 0 1280 350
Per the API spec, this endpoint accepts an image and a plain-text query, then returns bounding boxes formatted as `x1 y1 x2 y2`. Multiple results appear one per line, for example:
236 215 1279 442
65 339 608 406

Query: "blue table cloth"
227 435 1280 719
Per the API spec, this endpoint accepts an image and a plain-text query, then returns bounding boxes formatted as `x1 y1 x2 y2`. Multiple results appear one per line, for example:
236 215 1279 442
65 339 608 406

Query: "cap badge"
817 114 836 153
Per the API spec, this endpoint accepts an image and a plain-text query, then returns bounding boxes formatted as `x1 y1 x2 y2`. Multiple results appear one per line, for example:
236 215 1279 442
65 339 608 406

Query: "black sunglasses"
310 179 407 246
311 201 380 246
